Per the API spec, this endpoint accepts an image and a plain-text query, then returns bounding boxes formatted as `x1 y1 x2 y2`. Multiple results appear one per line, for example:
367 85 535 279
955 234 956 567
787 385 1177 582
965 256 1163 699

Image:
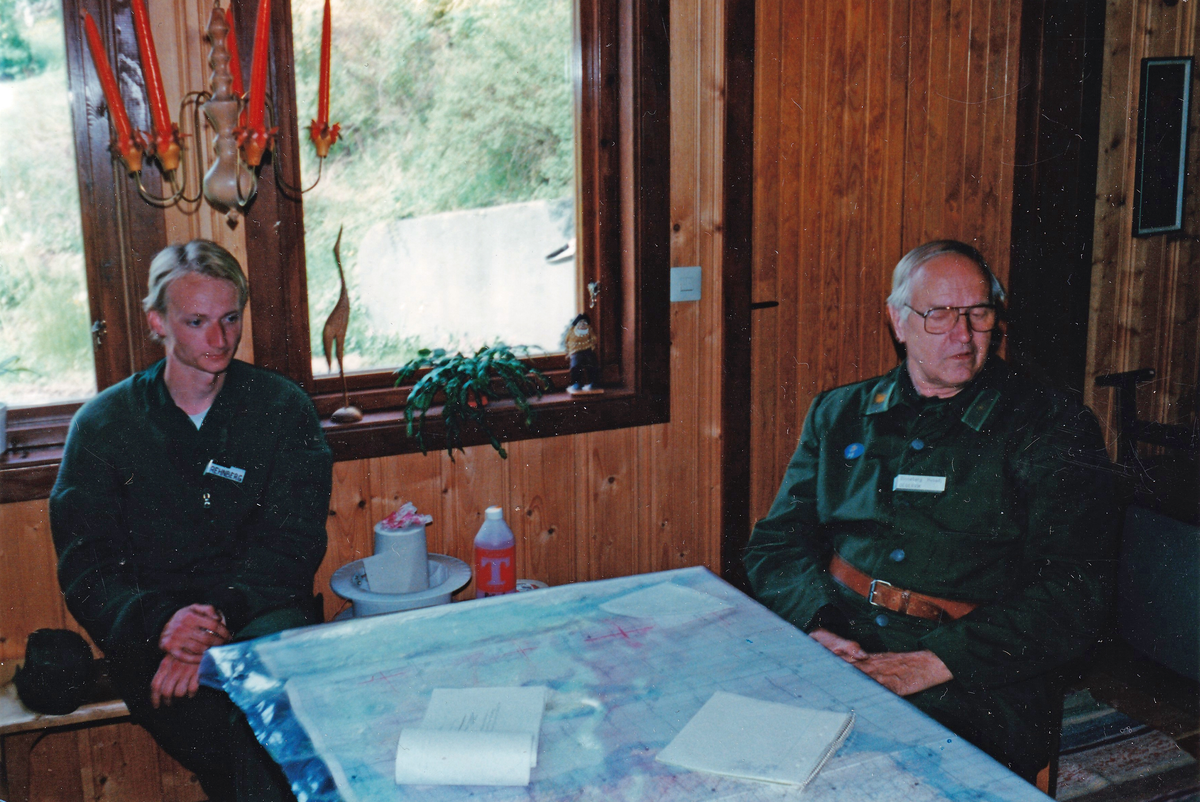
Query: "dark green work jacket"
50 359 332 664
745 358 1119 693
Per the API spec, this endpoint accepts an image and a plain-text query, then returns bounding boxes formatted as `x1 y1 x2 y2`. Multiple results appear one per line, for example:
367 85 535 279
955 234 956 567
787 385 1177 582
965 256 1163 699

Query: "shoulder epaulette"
961 387 1000 431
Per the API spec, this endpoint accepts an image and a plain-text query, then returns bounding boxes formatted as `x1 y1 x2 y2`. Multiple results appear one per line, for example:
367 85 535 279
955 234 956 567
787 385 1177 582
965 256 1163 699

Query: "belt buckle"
867 578 893 607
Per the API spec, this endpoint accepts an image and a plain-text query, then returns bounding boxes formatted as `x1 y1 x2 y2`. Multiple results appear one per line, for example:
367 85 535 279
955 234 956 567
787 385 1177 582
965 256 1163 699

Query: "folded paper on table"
395 686 548 786
656 691 854 788
395 729 535 786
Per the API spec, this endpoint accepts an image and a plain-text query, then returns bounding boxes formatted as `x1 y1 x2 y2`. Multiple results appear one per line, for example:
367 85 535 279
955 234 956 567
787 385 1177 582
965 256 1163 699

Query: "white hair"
886 240 1006 321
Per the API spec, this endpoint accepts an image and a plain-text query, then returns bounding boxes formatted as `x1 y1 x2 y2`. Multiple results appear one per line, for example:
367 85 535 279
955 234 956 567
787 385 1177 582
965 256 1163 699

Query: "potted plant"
0 356 31 455
394 344 551 459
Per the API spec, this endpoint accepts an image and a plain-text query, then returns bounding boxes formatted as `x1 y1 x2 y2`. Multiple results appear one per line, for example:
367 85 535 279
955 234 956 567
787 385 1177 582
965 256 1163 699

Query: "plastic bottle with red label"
474 506 516 598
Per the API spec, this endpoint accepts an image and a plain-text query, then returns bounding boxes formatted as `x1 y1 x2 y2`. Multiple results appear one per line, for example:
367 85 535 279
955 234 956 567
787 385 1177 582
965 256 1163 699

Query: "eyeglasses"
904 304 997 334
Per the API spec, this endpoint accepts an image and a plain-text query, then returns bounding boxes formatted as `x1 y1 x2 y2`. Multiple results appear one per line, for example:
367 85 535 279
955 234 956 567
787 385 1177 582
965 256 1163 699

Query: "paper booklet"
656 691 854 789
394 686 548 787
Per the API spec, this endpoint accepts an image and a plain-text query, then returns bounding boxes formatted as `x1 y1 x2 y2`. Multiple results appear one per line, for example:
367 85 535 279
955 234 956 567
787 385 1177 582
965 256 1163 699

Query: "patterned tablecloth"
200 566 1049 802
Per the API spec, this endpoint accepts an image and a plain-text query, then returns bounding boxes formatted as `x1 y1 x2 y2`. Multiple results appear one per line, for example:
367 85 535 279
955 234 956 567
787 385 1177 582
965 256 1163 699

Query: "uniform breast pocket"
925 469 1017 540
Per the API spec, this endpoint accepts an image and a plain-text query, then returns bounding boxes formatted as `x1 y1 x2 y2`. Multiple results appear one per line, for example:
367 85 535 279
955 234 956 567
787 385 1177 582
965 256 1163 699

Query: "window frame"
236 0 670 461
0 0 669 500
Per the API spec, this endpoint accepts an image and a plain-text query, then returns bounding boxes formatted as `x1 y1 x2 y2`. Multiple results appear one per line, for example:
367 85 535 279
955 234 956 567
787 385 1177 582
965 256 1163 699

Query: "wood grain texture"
1085 0 1200 450
750 0 1025 524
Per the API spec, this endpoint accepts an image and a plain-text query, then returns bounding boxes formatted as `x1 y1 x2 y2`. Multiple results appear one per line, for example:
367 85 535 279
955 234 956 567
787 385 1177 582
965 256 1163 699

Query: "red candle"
128 0 179 171
308 0 340 158
81 11 142 173
242 0 272 165
316 0 331 126
224 7 246 127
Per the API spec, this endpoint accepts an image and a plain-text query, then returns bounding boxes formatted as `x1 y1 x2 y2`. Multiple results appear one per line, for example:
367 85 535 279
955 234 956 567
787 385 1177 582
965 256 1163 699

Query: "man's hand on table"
159 603 231 662
151 655 201 707
810 628 952 696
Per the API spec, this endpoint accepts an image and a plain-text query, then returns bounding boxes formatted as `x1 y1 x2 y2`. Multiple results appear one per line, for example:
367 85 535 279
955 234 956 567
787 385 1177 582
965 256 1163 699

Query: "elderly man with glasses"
745 240 1119 785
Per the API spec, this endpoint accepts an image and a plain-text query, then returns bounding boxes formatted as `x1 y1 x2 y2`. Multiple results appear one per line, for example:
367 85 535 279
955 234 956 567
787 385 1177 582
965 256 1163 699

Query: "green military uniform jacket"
50 359 333 665
744 358 1118 775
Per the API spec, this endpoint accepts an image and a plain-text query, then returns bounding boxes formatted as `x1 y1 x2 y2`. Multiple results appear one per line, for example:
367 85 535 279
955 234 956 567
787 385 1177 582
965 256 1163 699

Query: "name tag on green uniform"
204 460 246 484
893 474 946 493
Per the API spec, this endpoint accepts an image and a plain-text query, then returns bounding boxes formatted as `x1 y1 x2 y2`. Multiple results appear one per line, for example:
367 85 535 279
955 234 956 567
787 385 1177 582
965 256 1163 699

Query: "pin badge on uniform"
844 443 865 459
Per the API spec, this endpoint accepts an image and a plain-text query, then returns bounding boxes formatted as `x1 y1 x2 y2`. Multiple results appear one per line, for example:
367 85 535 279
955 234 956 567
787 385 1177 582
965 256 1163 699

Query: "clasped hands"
810 628 952 697
151 604 231 708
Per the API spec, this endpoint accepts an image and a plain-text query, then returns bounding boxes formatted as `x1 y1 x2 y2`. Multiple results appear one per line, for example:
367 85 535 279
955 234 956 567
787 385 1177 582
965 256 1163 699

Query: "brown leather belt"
829 554 977 622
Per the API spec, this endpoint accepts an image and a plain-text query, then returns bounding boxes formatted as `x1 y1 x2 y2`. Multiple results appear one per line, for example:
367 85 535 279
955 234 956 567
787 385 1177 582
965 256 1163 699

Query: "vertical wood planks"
315 460 372 620
507 438 578 587
575 428 639 580
1085 0 1200 448
0 500 69 661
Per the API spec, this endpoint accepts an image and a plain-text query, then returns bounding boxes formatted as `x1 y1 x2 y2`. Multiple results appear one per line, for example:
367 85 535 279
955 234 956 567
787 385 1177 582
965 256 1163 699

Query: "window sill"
0 383 668 502
319 385 668 461
0 446 63 504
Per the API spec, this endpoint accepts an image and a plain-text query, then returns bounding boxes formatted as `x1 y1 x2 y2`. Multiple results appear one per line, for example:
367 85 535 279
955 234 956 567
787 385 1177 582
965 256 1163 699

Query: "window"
291 0 577 375
239 0 670 460
0 1 93 406
0 0 668 499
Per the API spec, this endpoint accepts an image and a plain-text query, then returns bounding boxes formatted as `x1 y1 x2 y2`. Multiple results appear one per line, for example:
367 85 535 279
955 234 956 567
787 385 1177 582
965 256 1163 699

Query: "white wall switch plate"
670 266 702 302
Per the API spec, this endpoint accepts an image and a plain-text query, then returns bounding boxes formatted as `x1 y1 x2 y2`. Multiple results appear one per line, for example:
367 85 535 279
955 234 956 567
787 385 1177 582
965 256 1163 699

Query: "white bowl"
330 553 471 617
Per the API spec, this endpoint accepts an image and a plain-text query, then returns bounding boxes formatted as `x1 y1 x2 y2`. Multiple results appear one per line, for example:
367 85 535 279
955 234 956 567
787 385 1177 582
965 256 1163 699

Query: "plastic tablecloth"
200 567 1048 802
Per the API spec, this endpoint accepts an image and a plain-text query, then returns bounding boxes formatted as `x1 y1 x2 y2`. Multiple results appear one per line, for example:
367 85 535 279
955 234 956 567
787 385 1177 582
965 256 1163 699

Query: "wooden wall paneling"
980 0 1008 262
905 0 937 244
574 428 639 580
775 0 809 477
658 0 702 575
748 0 782 526
862 0 891 381
841 0 868 383
315 460 373 620
441 446 508 598
1086 0 1199 459
1178 2 1200 426
818 1 847 396
699 0 724 576
1144 1 1195 427
0 500 69 661
994 0 1022 272
960 0 987 242
1083 0 1138 430
506 438 578 587
874 0 912 377
21 729 83 802
81 721 163 802
366 453 445 551
942 0 970 239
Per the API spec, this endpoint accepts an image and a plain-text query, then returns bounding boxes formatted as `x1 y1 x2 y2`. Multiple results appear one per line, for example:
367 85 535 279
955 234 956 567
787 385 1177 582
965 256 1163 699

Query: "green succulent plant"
394 344 551 459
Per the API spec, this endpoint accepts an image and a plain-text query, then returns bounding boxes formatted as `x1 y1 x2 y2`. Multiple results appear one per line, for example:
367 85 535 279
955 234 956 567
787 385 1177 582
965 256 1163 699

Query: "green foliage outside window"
292 0 575 373
0 0 92 405
0 0 46 80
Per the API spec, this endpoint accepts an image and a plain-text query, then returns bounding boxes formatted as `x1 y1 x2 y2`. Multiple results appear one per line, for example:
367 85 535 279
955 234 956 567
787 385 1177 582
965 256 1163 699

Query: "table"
200 567 1050 801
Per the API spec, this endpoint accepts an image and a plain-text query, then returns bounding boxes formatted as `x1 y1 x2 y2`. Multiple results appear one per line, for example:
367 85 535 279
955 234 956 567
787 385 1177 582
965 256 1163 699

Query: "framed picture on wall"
1133 57 1193 237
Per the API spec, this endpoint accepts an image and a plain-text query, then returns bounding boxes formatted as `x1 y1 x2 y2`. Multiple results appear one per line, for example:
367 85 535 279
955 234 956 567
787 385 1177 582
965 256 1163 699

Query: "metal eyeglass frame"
904 304 998 334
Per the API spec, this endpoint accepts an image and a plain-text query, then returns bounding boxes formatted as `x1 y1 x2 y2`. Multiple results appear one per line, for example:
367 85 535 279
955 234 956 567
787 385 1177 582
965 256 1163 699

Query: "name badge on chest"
893 474 946 493
204 460 246 484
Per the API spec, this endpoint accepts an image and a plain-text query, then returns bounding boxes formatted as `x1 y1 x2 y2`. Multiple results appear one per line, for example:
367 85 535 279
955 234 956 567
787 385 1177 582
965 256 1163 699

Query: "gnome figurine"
563 313 602 394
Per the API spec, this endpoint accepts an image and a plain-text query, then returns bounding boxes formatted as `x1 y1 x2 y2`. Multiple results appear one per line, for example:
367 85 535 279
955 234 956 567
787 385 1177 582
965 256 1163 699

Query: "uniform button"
890 549 906 562
875 614 889 627
911 438 925 450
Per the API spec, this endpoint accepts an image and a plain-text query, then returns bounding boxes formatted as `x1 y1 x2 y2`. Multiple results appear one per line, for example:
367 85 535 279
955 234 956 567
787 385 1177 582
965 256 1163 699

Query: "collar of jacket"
142 358 250 432
863 359 1005 432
